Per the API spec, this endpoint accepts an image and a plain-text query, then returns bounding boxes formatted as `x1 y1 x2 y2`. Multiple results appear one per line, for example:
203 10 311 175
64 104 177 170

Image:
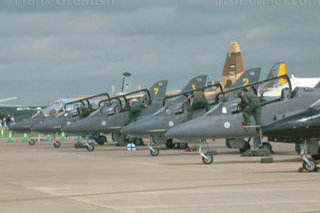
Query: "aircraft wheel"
165 139 175 149
226 139 232 149
150 148 159 156
303 160 316 172
86 143 95 152
239 142 250 153
53 141 61 148
133 138 144 146
261 142 273 153
202 153 213 164
177 143 188 149
29 139 35 146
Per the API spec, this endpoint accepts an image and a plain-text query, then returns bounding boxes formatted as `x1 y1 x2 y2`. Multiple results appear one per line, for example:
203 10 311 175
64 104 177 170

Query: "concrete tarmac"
0 138 319 213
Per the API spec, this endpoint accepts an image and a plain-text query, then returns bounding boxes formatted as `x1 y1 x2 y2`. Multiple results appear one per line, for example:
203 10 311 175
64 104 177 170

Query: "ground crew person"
125 99 146 125
186 88 209 120
238 88 261 126
77 106 91 118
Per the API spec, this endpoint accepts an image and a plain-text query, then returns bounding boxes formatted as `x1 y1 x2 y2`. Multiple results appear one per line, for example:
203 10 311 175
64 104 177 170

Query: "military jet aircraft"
30 91 111 149
122 68 261 157
62 76 207 151
166 75 320 167
262 102 320 171
10 98 78 133
62 80 169 148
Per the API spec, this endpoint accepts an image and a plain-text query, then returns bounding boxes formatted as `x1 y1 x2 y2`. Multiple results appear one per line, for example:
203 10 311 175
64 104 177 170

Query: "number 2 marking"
243 78 249 86
154 87 159 95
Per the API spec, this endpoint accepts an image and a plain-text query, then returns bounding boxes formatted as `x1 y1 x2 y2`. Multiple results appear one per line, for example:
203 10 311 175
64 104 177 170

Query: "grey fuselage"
166 87 320 140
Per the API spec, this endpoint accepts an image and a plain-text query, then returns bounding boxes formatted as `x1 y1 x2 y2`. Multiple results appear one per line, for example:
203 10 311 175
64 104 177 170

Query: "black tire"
239 142 251 153
165 139 175 149
303 160 316 172
150 148 159 156
202 153 213 164
226 139 232 149
53 141 61 148
87 143 95 152
261 142 273 153
29 139 35 146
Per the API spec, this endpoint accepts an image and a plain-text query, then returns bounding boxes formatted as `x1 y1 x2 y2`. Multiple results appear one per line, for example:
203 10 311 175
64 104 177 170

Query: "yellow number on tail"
192 84 196 90
243 78 249 86
154 87 159 95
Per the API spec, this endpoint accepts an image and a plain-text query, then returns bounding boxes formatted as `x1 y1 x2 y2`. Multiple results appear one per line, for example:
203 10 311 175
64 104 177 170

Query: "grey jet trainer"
122 68 261 157
166 75 320 168
30 91 111 149
62 80 169 150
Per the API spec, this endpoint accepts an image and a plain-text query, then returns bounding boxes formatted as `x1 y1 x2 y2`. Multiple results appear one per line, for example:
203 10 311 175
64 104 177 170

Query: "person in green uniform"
125 99 146 125
186 88 210 120
77 106 92 118
238 88 261 126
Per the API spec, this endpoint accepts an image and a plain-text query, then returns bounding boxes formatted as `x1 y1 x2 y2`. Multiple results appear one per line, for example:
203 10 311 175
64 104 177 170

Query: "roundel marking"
169 121 174 127
224 121 231 129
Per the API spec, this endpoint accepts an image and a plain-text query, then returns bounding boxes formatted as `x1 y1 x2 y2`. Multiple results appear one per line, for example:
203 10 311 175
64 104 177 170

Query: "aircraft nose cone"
166 121 195 138
32 119 61 132
62 117 105 134
122 121 149 135
122 117 163 135
10 121 31 131
32 122 46 132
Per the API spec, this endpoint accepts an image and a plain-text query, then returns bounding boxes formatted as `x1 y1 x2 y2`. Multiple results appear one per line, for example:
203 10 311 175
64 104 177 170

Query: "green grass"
1 129 53 138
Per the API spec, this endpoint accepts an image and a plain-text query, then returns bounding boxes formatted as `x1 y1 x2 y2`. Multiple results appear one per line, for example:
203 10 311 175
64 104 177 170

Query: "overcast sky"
0 0 319 105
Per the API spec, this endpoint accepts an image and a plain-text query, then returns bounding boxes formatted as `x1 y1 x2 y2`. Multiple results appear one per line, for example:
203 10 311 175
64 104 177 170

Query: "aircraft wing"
0 97 17 104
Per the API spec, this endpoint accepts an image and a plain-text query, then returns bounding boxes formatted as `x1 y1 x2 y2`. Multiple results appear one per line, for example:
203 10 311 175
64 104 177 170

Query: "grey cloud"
0 0 319 105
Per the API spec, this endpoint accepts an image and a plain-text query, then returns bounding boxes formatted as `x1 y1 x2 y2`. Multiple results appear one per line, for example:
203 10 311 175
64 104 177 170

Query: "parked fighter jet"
122 68 261 157
262 104 320 171
62 79 170 150
10 98 78 133
30 92 111 149
166 75 320 168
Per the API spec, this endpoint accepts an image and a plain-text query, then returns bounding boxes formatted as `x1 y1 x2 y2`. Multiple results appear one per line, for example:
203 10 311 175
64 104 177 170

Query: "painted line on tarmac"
0 178 319 203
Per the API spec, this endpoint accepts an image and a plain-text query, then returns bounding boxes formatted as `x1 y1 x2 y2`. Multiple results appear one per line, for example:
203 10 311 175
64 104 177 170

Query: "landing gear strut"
301 140 316 172
148 136 159 156
200 139 213 164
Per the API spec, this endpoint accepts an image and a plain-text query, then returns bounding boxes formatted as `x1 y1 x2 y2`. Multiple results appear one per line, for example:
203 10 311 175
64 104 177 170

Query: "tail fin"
148 80 168 101
219 42 245 89
228 68 261 99
228 68 261 89
265 62 286 87
180 75 207 93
